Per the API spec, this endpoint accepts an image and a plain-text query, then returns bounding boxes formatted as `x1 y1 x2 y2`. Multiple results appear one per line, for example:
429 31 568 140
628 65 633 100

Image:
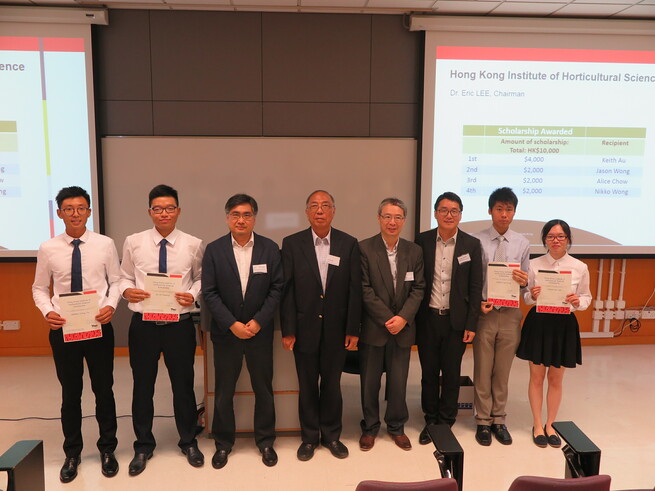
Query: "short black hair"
434 191 463 212
149 184 178 207
541 219 572 247
488 187 518 210
306 189 335 206
225 194 258 215
56 186 90 208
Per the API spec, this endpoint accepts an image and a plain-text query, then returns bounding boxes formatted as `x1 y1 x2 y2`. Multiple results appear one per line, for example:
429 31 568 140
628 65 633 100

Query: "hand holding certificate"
536 269 572 314
59 291 102 342
487 262 521 308
142 273 183 322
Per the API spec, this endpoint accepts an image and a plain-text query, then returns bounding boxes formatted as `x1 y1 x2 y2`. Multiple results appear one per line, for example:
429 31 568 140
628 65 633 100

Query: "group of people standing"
31 184 591 484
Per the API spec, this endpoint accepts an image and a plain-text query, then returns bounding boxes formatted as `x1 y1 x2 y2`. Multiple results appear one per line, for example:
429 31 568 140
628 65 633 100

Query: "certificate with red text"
536 270 572 314
487 262 521 308
60 291 101 342
142 273 182 322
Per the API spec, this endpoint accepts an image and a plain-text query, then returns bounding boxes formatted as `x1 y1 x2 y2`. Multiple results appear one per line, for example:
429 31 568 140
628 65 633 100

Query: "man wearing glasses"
415 191 483 443
201 194 283 469
358 198 425 452
32 186 120 483
120 184 205 475
280 190 361 461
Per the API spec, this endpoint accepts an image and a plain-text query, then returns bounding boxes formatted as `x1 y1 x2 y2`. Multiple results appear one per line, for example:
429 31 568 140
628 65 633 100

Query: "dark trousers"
49 323 117 458
294 343 347 445
359 340 411 436
212 336 275 451
128 313 198 454
417 311 467 426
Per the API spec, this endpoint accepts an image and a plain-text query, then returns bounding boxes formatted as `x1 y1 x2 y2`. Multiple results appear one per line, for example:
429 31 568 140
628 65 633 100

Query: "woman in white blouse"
516 219 592 449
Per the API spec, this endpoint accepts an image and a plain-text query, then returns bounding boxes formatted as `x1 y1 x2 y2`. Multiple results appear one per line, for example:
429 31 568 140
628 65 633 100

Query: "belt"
429 307 450 316
138 312 192 325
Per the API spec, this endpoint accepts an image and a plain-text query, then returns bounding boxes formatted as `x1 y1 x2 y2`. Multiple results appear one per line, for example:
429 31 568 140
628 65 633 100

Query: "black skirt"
517 306 582 368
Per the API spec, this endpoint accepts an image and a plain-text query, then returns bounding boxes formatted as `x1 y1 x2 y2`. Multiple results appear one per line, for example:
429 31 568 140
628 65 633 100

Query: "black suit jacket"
359 234 425 348
415 228 483 333
202 232 283 344
280 227 362 354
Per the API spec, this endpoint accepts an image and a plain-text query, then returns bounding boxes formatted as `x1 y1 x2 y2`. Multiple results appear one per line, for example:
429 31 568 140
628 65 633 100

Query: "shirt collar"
381 235 398 253
312 228 331 246
437 228 458 245
64 229 89 244
232 233 254 248
151 227 179 246
489 227 507 242
545 251 569 266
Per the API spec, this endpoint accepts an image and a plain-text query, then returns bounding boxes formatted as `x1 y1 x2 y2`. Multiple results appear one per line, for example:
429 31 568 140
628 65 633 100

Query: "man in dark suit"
359 198 425 452
202 194 283 469
280 190 361 461
415 191 483 444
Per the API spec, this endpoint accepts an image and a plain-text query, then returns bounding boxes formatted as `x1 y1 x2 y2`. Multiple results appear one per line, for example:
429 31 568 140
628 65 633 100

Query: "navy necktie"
159 238 168 274
71 239 83 292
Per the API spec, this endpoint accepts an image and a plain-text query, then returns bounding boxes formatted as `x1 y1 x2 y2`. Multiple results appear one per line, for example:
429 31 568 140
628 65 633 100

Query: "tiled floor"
1 344 654 490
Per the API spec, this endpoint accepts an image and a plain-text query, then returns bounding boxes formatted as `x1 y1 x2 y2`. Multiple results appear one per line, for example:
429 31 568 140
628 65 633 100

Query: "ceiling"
0 0 653 20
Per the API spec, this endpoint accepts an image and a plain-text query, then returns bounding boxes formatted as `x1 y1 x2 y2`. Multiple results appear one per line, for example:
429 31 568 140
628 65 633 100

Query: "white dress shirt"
474 226 530 301
523 252 592 311
232 233 254 298
383 236 399 292
32 229 121 317
119 227 204 314
429 230 457 309
312 228 332 293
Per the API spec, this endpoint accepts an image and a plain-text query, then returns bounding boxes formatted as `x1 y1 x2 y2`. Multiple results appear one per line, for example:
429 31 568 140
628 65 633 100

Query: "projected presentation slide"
431 46 655 254
0 36 94 254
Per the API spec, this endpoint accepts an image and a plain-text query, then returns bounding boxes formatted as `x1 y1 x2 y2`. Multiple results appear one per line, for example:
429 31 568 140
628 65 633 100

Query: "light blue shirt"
473 226 530 301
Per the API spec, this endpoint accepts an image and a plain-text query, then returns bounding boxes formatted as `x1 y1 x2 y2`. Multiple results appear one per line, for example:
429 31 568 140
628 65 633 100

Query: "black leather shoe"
323 440 349 459
128 452 152 476
418 426 432 445
475 425 492 446
491 424 513 445
182 445 204 467
211 449 229 469
261 447 278 467
532 428 547 448
297 443 316 462
545 426 561 448
60 456 80 483
100 452 119 477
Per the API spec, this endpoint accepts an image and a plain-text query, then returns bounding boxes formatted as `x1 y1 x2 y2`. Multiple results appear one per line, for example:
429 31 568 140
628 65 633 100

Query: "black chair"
0 440 45 491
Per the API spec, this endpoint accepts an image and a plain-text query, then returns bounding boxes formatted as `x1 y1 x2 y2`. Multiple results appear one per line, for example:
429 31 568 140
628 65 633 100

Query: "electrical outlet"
603 310 615 320
642 309 655 320
625 310 641 319
592 310 604 320
614 310 625 320
2 320 20 330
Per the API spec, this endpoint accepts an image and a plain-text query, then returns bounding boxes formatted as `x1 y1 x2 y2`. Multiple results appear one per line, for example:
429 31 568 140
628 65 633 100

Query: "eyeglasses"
307 203 334 212
379 215 405 222
228 212 255 221
150 206 178 214
60 207 89 216
545 234 568 242
436 208 461 217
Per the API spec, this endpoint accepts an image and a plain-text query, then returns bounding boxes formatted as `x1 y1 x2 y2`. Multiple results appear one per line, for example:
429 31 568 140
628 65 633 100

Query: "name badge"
457 253 471 264
253 264 267 274
327 254 340 267
405 271 414 281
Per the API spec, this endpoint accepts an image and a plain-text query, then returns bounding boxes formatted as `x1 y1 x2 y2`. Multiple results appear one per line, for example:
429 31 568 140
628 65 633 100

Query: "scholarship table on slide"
461 125 645 198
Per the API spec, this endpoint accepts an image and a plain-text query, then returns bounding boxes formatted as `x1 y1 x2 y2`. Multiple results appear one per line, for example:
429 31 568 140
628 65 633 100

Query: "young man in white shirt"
472 187 530 446
32 186 120 483
120 184 205 476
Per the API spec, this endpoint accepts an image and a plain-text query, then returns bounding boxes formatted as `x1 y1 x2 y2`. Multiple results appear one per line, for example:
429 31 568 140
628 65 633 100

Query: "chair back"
356 478 458 491
508 475 611 491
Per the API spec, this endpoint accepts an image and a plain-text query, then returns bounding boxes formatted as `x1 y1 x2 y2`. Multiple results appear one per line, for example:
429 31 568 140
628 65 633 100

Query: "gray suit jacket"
360 234 425 348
